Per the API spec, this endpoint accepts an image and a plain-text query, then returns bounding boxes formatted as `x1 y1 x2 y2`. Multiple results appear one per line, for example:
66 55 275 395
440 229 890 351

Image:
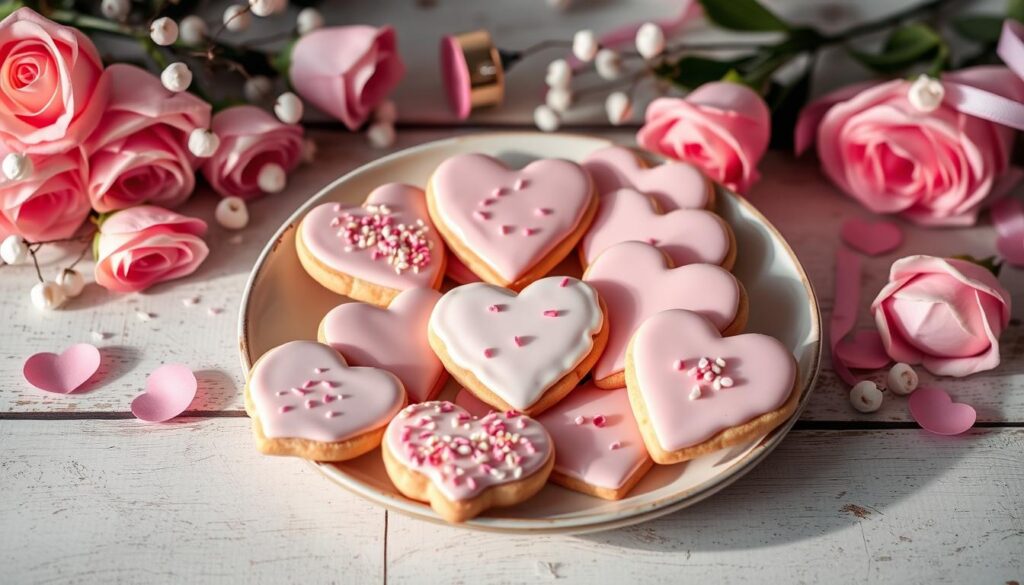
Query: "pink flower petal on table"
908 387 976 436
835 329 892 370
23 344 102 394
131 363 198 422
840 218 904 256
830 247 863 385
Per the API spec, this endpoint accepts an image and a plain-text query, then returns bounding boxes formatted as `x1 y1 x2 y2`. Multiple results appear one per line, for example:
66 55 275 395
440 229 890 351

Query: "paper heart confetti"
908 387 976 436
840 218 904 256
131 363 198 423
835 329 892 370
23 343 101 394
581 145 711 211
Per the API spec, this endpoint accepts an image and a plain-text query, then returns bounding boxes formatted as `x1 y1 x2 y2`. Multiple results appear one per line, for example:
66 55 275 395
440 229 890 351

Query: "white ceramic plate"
239 132 821 535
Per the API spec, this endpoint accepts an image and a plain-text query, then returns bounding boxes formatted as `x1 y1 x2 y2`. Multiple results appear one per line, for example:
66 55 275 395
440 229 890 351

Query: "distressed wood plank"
386 429 1024 584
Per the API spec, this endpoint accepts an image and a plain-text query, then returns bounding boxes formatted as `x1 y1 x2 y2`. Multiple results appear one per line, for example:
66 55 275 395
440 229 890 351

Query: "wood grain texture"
387 429 1024 584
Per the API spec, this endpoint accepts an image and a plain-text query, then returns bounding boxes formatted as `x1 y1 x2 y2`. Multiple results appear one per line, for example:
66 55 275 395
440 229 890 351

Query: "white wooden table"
3 1 1024 583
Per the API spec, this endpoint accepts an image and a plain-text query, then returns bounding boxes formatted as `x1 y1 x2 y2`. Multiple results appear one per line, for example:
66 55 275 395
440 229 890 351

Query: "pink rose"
0 149 90 240
289 25 405 130
93 205 209 293
812 67 1024 226
200 105 303 199
871 255 1011 377
636 82 770 193
0 8 109 154
84 64 211 212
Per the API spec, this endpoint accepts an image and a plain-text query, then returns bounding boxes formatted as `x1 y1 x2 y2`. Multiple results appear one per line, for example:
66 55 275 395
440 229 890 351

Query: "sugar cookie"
581 145 713 211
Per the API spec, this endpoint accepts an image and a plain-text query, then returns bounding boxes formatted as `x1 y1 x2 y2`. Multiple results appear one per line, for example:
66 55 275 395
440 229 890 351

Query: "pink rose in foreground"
813 67 1024 226
636 82 770 193
289 25 405 130
0 8 109 154
201 105 303 199
84 64 211 212
0 150 90 240
94 205 209 293
871 255 1011 377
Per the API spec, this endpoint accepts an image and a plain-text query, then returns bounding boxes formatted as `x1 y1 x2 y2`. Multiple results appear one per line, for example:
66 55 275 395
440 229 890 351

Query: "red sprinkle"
514 178 527 190
522 227 538 236
488 304 501 313
305 399 318 409
484 348 496 358
543 310 559 317
500 225 513 235
609 441 621 450
593 415 607 428
535 207 552 216
648 237 659 245
514 335 524 347
493 187 507 197
279 406 293 414
559 277 570 287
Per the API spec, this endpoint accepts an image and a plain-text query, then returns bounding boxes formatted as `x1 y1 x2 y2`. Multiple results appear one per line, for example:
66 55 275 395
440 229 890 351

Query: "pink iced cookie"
445 253 481 285
246 340 407 461
427 153 596 290
381 401 554 523
319 288 447 403
583 241 745 388
298 183 447 307
582 145 712 211
536 383 652 500
625 309 799 464
579 188 735 269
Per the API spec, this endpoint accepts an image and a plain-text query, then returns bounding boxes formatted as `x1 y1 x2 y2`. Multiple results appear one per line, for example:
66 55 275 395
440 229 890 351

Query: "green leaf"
654 55 748 90
951 254 1003 277
698 0 789 32
952 15 1004 44
1009 0 1024 22
848 23 942 74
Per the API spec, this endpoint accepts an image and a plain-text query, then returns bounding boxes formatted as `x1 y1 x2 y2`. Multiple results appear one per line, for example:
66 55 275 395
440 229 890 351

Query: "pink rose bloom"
83 64 211 212
200 105 303 199
871 255 1011 377
636 82 770 193
289 25 405 130
812 67 1024 226
0 149 90 240
0 8 109 154
94 205 209 293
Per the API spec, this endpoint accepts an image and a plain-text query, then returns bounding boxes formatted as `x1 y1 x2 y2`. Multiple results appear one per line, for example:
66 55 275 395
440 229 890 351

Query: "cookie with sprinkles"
381 401 554 523
297 183 447 307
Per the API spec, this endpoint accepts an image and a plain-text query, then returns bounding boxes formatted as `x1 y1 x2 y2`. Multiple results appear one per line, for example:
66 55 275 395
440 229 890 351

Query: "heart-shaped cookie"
428 276 607 415
579 188 735 269
427 153 596 290
319 287 447 403
382 401 554 523
582 145 712 211
23 343 101 394
297 183 447 306
583 241 745 387
246 340 406 461
626 309 799 464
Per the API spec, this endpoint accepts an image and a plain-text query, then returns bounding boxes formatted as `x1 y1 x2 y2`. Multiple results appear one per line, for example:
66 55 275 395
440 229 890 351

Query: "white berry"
375 100 397 124
215 196 250 229
533 105 561 132
595 48 622 80
2 152 32 181
274 92 303 124
149 17 179 46
101 0 130 22
56 268 85 298
223 5 252 32
31 281 65 311
366 122 396 149
160 62 192 93
178 15 207 45
635 22 666 60
886 363 919 395
605 91 633 125
257 163 287 194
188 128 220 158
545 87 573 113
850 381 884 413
907 74 945 113
301 139 317 164
297 7 324 36
572 30 598 62
243 75 272 103
0 235 28 264
545 59 572 89
249 0 286 17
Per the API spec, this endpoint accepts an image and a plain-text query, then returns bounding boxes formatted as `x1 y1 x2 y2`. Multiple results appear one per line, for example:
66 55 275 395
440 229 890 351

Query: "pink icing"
248 341 405 442
580 188 730 267
384 401 553 501
630 310 796 450
430 153 592 282
301 183 446 291
581 145 710 211
536 383 650 490
583 241 740 380
320 288 445 404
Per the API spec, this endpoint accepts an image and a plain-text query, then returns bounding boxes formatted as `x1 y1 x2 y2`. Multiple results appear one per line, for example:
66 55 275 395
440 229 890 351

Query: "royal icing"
384 401 553 501
581 145 710 211
630 309 796 450
580 188 731 267
320 288 445 403
429 153 592 282
300 183 446 291
248 340 405 442
429 276 603 410
583 241 740 380
536 383 650 491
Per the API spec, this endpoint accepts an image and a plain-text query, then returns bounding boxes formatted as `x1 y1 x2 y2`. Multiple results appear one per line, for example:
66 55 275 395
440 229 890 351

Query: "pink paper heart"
908 387 976 436
581 145 711 211
131 363 198 422
23 343 101 394
835 329 892 370
840 218 904 256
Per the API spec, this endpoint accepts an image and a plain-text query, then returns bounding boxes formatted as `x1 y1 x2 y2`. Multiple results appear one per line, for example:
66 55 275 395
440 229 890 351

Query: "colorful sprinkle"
593 415 607 428
484 348 496 358
559 277 570 287
689 386 701 401
543 310 560 317
305 399 318 409
279 405 293 414
314 367 328 374
674 359 685 371
514 335 524 347
720 376 734 388
493 187 507 197
647 237 659 245
336 204 433 274
514 178 527 190
323 394 336 403
474 210 490 221
488 304 502 313
574 415 586 425
608 441 621 451
535 207 552 216
291 387 311 396
522 227 538 236
500 225 513 235
325 410 341 418
479 199 494 207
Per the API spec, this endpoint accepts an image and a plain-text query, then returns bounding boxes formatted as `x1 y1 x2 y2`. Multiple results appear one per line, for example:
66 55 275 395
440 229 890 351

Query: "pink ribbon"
830 246 863 385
